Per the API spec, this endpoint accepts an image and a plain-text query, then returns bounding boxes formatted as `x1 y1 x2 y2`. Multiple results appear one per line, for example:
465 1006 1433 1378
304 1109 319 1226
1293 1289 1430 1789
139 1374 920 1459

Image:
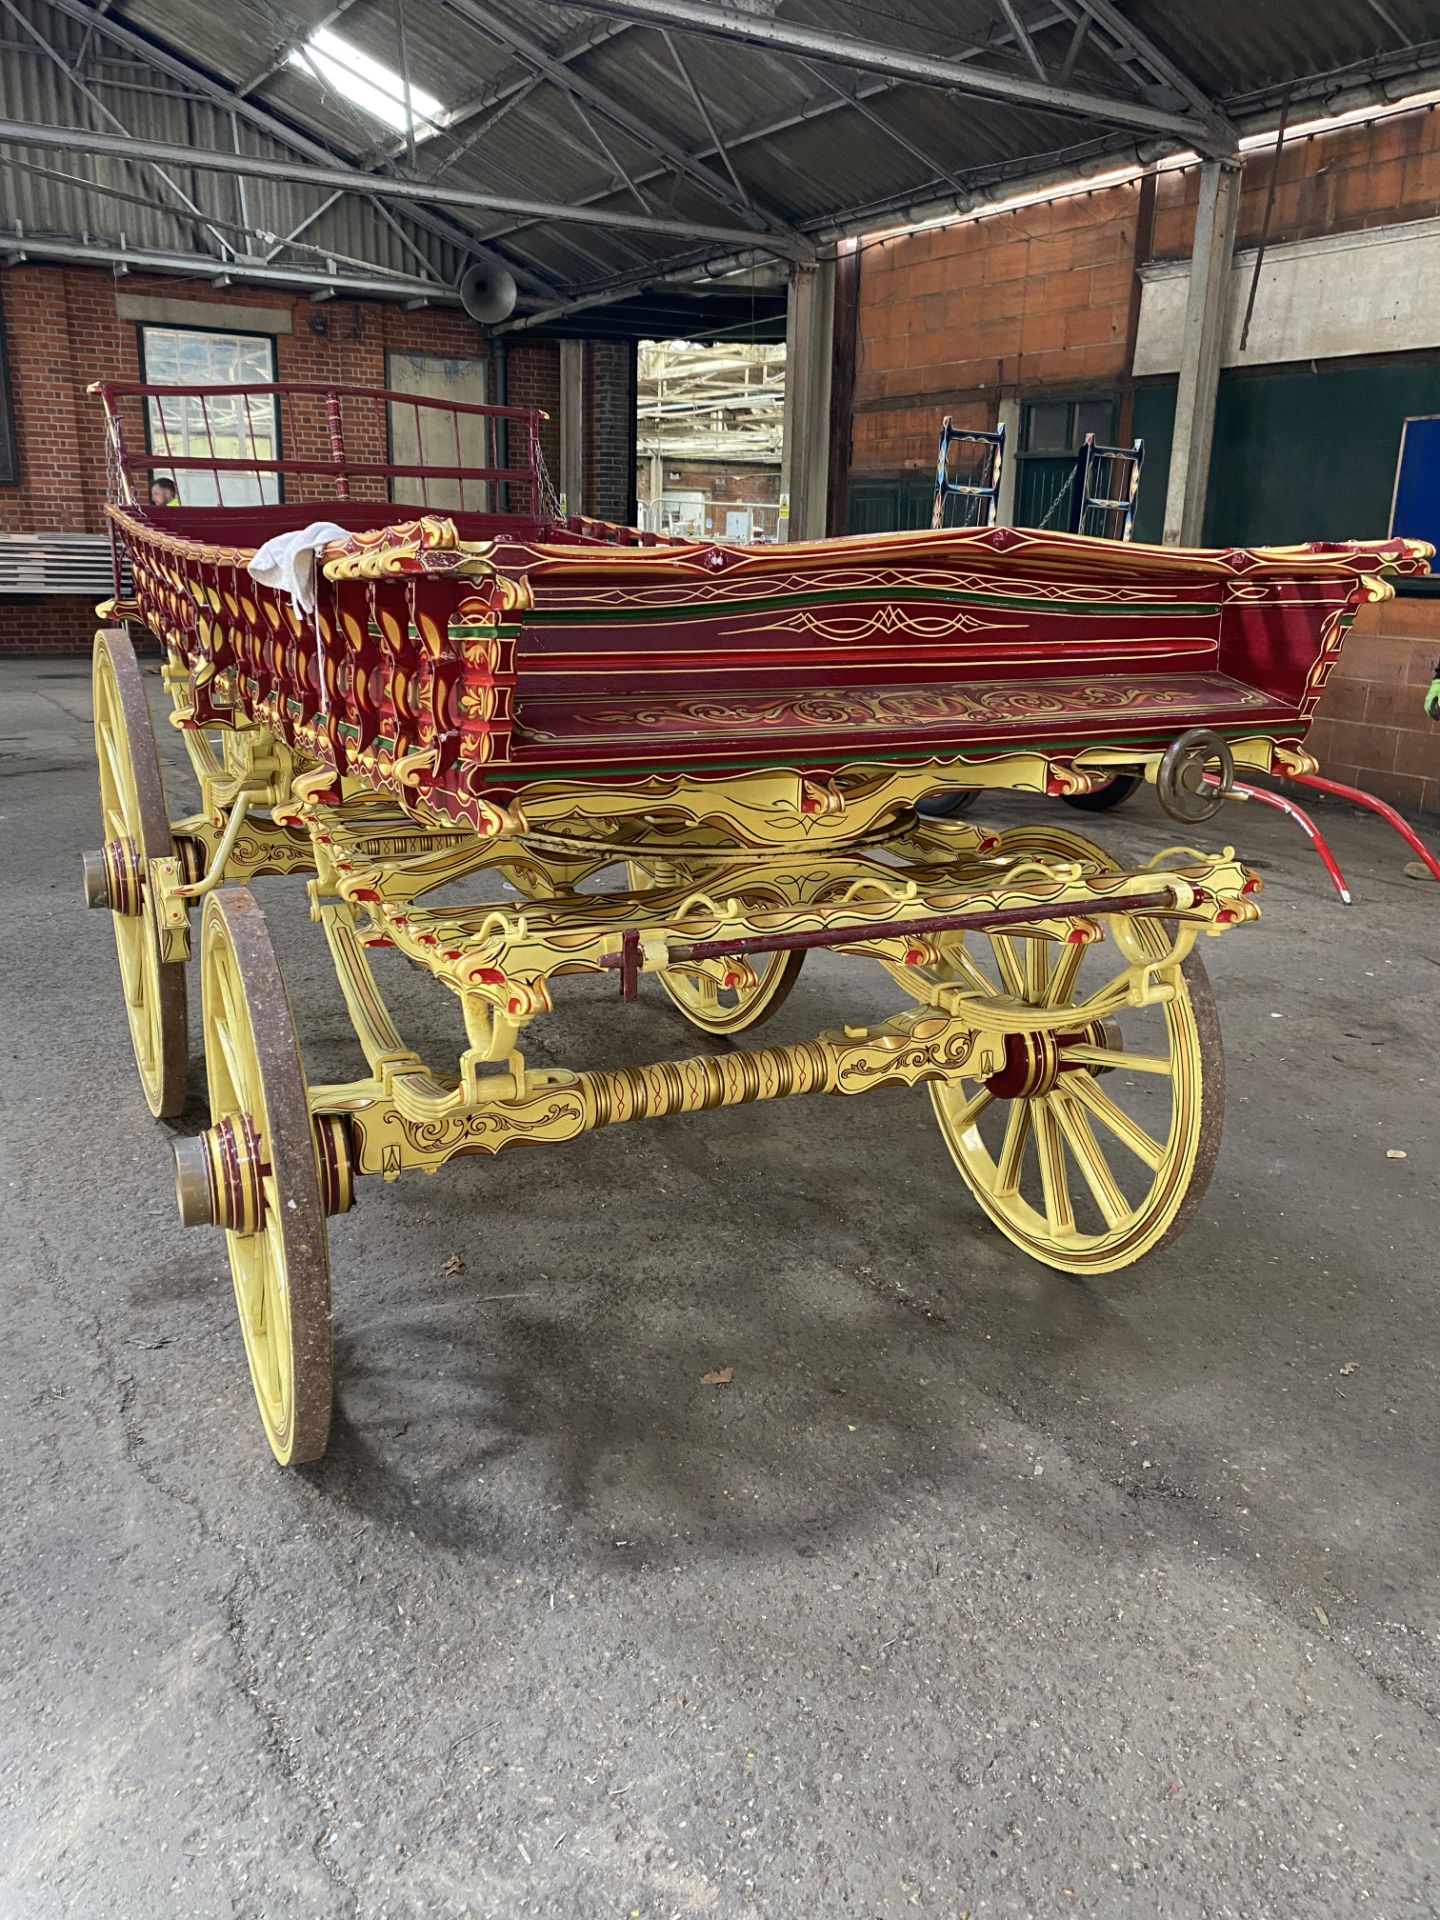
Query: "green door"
1129 361 1440 548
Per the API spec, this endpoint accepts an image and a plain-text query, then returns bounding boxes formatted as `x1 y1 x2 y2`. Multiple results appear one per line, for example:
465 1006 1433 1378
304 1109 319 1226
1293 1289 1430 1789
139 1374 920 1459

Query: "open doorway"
635 340 785 543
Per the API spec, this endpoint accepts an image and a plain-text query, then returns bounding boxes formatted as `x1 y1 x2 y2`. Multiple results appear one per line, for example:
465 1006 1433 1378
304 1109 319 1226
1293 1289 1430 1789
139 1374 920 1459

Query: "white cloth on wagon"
247 522 349 617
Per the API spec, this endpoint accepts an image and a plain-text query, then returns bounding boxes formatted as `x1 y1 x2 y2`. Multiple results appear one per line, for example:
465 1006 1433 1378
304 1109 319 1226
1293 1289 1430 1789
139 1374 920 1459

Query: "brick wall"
852 178 1144 476
584 340 634 524
0 595 102 653
636 458 782 538
0 266 634 652
849 101 1440 485
1151 102 1440 262
1308 594 1440 815
504 334 562 491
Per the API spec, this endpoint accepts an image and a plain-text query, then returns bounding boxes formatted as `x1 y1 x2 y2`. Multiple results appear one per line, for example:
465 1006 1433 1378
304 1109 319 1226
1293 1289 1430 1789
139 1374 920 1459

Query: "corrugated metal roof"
2 0 1438 318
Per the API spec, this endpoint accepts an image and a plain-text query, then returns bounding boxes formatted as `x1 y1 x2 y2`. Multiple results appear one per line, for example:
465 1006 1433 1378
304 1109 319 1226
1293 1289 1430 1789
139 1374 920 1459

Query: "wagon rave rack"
83 379 1430 1463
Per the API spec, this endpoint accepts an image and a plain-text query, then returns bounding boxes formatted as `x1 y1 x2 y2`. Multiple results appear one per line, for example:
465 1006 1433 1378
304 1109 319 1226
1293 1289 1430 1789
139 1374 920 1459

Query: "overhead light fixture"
288 26 447 141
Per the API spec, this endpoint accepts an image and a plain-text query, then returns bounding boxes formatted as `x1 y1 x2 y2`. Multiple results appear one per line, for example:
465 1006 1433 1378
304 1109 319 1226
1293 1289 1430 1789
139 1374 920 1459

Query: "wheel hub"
983 1018 1122 1100
82 835 145 915
174 1111 355 1229
984 1029 1063 1100
174 1112 266 1232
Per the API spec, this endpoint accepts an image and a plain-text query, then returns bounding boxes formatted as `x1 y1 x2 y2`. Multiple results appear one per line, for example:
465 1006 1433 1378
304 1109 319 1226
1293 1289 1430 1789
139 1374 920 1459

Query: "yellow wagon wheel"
930 835 1224 1276
90 628 188 1117
626 860 805 1036
196 889 333 1464
988 821 1116 871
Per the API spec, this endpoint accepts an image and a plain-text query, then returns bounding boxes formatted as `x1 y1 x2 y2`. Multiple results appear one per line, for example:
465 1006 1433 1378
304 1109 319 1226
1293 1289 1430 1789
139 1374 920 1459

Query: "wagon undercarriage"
91 626 1255 1462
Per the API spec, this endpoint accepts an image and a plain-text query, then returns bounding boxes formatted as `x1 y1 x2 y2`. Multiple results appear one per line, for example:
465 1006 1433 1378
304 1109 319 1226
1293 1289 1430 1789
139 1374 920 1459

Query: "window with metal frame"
139 325 280 507
385 351 490 513
1015 395 1115 529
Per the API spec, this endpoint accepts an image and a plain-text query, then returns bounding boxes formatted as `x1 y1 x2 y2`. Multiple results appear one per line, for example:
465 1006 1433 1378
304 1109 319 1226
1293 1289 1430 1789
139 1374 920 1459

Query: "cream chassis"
153 672 1257 1186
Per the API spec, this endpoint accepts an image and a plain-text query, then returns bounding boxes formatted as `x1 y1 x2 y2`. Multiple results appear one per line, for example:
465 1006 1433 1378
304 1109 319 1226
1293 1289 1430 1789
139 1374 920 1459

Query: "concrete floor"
2 655 1438 1920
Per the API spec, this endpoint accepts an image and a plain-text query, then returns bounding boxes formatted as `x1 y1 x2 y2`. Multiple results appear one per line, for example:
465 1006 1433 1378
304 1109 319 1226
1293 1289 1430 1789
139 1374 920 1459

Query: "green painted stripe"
521 585 1221 626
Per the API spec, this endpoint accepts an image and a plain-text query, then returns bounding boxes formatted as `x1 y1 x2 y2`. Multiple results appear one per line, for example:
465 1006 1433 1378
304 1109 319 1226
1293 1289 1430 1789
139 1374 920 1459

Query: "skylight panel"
288 26 446 141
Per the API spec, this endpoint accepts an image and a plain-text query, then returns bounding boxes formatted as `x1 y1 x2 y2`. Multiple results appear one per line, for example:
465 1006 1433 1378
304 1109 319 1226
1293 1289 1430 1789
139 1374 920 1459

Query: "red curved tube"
1225 780 1352 903
1289 772 1440 884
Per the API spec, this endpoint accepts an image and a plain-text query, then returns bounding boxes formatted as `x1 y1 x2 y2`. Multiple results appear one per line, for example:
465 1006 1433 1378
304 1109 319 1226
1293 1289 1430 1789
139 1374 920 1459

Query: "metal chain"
1037 467 1075 531
533 437 564 525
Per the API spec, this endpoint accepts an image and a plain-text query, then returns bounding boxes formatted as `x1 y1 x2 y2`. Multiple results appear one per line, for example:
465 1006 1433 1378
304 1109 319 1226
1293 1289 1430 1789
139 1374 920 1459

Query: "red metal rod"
240 391 261 501
199 391 221 502
619 929 640 1002
96 379 543 421
121 454 536 483
324 390 351 503
1289 771 1440 883
1228 779 1351 904
597 887 1179 973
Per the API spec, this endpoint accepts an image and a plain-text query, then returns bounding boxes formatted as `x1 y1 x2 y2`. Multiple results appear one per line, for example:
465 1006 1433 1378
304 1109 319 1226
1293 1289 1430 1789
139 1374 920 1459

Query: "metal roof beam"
996 0 1049 83
1057 11 1092 84
473 5 1080 252
437 0 804 233
662 28 753 213
1 0 237 258
0 118 810 253
548 0 1238 152
6 152 278 255
31 0 569 298
796 59 972 198
1054 0 1234 140
391 19 633 179
1362 0 1409 39
236 0 365 98
0 231 463 300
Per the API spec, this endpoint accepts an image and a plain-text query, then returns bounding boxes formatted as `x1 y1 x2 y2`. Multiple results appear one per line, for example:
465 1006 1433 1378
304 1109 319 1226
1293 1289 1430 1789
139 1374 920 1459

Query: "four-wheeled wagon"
82 378 1429 1461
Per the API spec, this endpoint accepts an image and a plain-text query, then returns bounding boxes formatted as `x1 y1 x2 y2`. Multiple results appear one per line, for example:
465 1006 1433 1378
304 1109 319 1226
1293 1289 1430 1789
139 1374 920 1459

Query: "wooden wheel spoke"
948 943 998 996
98 714 127 806
1033 1100 1076 1238
1061 1042 1172 1076
118 928 146 1008
236 1240 268 1330
1066 1071 1166 1170
1022 937 1049 1003
211 969 251 1109
994 1098 1031 1196
1050 1089 1132 1228
945 1084 995 1134
991 934 1027 999
1042 938 1085 1009
258 1255 285 1400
